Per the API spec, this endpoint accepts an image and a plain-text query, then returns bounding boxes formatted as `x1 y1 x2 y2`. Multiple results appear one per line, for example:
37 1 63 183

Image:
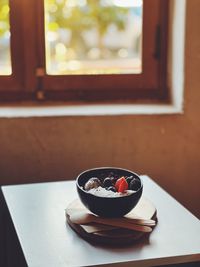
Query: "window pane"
0 0 11 75
45 0 142 75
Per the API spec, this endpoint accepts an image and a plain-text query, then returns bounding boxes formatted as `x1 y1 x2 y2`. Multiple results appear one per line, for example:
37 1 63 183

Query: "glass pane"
0 0 11 75
45 0 142 75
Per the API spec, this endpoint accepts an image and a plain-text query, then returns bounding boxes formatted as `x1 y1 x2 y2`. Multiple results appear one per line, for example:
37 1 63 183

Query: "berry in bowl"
76 167 143 217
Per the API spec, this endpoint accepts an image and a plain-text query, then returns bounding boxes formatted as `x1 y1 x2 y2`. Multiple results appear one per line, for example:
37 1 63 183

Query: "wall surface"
0 0 200 218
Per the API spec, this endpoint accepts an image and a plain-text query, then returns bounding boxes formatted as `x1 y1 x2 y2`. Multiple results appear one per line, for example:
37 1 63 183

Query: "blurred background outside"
0 0 143 76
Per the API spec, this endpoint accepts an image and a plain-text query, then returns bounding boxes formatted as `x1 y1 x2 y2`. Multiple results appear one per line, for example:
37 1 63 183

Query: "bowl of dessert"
76 167 143 218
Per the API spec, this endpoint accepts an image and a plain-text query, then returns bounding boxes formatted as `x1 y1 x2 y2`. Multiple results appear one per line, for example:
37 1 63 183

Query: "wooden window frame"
0 0 169 103
0 0 25 93
0 0 38 101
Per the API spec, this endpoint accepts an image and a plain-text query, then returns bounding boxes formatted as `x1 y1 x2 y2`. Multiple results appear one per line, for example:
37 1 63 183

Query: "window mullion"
19 0 40 93
33 0 46 99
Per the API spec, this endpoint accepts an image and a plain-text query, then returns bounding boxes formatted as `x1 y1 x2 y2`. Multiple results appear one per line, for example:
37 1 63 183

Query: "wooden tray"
66 197 157 246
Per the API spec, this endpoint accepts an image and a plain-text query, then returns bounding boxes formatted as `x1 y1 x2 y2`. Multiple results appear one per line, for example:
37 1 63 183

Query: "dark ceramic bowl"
76 167 143 218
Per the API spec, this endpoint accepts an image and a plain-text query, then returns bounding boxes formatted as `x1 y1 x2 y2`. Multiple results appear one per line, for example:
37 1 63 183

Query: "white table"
1 175 200 267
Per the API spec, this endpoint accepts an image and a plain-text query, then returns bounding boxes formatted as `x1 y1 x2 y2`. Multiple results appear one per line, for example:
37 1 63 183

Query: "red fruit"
115 176 128 193
115 177 123 190
118 179 128 193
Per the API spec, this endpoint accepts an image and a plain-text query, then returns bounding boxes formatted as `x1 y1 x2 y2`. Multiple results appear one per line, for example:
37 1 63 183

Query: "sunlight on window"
0 0 11 75
45 0 143 75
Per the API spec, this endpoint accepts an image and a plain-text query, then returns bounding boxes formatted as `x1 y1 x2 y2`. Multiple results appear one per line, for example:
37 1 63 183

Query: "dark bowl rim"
76 166 143 198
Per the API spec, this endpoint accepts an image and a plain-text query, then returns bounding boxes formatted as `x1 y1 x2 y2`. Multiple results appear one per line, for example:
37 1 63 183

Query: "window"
0 0 168 103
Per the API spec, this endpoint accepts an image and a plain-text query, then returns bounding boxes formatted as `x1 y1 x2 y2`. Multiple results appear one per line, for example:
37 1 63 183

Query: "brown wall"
0 0 200 218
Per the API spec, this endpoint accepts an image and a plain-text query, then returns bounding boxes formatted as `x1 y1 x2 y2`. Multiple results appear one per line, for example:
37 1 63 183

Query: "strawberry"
115 176 128 193
115 176 124 191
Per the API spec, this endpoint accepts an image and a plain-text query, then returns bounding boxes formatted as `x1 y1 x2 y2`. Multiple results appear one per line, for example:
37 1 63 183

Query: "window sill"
0 102 183 118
